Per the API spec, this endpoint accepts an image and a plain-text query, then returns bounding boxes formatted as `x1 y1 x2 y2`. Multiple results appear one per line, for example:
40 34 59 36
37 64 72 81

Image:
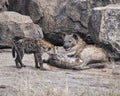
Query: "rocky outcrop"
8 0 115 45
110 0 120 4
0 0 9 12
88 4 120 58
0 11 43 48
38 0 113 35
2 0 120 49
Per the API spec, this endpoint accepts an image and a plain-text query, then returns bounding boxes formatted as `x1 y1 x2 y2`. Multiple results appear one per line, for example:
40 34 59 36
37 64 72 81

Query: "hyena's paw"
16 66 22 69
35 66 40 68
40 67 47 71
72 66 83 70
22 64 26 67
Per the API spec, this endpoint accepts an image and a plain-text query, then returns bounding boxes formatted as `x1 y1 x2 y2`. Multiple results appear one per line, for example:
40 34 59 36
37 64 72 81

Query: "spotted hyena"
12 36 56 69
43 54 83 69
63 33 108 70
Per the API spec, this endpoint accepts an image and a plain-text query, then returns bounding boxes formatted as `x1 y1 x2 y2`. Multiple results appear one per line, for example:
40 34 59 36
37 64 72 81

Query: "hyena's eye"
48 47 51 51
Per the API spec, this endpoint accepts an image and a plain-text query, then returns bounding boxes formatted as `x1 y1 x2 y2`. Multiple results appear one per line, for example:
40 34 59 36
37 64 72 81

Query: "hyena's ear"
13 36 25 41
62 32 66 37
72 33 78 40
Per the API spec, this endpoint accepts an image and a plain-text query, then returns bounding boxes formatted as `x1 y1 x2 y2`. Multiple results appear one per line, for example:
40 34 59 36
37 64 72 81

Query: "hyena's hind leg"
12 46 24 68
15 54 22 68
15 50 26 68
72 61 90 70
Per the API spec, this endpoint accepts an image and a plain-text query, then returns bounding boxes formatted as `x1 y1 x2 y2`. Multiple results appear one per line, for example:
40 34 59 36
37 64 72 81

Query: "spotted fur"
12 37 56 69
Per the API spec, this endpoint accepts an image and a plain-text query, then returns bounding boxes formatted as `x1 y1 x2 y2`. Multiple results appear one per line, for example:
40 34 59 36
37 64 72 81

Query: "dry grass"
14 82 120 96
14 87 71 96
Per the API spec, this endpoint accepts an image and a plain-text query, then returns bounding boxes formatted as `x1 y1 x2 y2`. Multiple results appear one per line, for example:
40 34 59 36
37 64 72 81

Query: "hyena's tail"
12 46 16 58
12 36 24 58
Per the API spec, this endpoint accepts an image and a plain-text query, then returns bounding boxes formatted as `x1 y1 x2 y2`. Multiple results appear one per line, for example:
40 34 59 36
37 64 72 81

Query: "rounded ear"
62 32 66 37
72 33 78 40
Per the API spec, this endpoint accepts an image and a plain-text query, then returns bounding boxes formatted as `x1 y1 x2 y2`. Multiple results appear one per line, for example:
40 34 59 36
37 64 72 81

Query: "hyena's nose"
63 44 69 49
63 45 67 49
51 54 57 60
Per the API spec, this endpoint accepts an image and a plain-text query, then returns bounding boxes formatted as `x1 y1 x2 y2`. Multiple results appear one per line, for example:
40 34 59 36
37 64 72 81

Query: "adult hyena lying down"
63 33 108 70
12 37 56 69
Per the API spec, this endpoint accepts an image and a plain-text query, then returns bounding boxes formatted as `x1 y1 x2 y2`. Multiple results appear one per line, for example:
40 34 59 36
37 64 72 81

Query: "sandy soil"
0 49 120 96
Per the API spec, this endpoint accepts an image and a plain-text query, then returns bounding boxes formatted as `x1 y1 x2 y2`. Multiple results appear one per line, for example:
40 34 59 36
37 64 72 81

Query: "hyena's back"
80 45 108 63
12 38 38 56
12 37 55 56
21 38 38 53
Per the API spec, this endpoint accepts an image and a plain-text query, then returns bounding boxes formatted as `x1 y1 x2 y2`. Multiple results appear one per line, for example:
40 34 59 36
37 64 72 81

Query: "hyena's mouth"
65 47 71 51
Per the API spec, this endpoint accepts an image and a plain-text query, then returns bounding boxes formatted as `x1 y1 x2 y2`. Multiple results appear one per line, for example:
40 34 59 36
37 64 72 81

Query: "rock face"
2 0 120 51
8 0 43 23
0 11 43 48
89 4 120 58
8 0 114 45
0 0 9 12
8 0 114 33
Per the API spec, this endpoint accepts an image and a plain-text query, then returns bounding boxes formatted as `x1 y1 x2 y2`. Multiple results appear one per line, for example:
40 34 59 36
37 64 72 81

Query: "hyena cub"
12 36 56 69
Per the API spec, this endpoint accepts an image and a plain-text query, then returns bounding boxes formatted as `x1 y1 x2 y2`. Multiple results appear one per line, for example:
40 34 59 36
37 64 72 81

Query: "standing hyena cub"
12 36 56 69
63 33 108 70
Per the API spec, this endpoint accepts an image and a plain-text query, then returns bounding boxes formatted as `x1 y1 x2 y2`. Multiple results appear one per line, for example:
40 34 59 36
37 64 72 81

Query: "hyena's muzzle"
63 34 78 51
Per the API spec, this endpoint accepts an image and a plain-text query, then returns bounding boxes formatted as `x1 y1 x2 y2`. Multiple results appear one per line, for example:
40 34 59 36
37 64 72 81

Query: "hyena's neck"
67 41 86 57
65 45 79 57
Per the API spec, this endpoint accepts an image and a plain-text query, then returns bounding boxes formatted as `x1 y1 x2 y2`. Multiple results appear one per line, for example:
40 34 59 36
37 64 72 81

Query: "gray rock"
42 0 112 45
8 0 43 23
0 11 43 48
29 0 43 23
42 0 111 34
110 0 120 4
88 4 120 58
7 0 114 45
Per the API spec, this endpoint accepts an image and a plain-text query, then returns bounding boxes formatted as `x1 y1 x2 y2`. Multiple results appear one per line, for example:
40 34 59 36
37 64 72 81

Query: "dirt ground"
0 49 120 96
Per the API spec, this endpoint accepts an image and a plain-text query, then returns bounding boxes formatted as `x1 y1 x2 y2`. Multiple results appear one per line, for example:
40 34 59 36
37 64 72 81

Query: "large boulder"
8 0 113 34
40 0 112 34
8 0 43 23
0 11 43 48
8 0 114 45
88 4 120 58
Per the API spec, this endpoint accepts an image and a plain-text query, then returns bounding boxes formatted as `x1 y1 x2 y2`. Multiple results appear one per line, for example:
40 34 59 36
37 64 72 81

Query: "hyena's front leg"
36 52 45 70
34 53 40 68
38 54 44 70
